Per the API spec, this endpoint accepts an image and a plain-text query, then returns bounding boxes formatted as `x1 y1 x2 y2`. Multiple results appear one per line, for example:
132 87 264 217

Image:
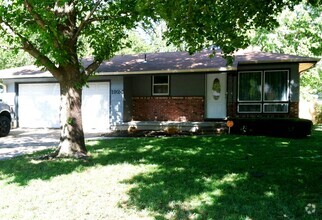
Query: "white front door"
206 73 227 119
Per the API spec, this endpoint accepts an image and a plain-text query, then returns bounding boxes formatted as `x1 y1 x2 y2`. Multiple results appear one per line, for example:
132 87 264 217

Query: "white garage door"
19 83 61 128
18 82 110 131
82 82 110 131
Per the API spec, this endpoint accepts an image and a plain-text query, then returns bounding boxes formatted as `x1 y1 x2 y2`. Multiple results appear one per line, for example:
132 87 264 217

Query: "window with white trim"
238 70 289 113
152 75 169 95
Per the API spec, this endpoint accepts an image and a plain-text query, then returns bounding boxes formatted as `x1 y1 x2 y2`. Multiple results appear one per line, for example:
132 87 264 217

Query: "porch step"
113 121 228 133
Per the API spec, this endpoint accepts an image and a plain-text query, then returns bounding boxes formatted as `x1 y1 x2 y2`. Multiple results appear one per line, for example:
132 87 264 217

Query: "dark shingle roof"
0 50 319 79
93 50 319 73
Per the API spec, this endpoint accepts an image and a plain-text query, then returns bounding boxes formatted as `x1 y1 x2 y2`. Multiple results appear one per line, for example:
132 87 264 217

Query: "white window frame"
263 103 289 113
152 75 169 96
238 103 262 113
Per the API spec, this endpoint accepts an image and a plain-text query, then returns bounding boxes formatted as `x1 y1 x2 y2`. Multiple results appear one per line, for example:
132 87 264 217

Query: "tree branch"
22 39 60 76
84 59 102 76
24 0 47 30
24 0 64 50
73 0 103 41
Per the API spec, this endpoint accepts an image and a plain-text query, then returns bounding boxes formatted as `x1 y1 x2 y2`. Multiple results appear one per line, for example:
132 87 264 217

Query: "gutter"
96 66 236 76
0 67 237 79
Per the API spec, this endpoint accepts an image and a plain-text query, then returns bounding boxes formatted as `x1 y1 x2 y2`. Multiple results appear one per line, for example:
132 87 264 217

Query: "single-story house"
0 49 319 132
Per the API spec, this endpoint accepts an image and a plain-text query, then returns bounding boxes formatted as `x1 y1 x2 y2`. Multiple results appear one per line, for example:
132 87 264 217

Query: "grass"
0 126 322 219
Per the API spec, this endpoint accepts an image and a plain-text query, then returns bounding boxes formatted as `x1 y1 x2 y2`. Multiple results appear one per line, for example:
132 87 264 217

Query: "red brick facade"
132 97 204 121
289 102 299 118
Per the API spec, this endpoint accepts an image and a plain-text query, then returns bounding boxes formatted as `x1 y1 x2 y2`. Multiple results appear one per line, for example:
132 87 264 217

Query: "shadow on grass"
0 126 322 219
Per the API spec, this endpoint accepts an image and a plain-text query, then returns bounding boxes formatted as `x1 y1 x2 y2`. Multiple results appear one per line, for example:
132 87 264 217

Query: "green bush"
229 118 313 138
315 103 322 124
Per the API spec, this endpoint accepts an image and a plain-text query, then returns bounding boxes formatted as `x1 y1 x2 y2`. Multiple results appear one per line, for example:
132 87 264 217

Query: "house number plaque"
111 89 123 95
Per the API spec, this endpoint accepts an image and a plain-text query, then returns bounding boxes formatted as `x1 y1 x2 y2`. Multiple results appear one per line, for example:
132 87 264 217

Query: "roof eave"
96 66 237 76
238 58 320 73
299 62 319 74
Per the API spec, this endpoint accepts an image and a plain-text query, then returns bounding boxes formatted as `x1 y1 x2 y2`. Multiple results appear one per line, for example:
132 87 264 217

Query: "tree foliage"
0 48 34 70
249 2 322 97
139 0 321 54
118 21 180 55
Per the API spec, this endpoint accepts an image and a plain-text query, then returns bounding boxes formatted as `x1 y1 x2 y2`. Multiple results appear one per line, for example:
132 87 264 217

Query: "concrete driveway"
0 128 105 160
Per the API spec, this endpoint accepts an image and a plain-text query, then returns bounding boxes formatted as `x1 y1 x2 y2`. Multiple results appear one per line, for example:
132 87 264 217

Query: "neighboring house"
0 49 319 132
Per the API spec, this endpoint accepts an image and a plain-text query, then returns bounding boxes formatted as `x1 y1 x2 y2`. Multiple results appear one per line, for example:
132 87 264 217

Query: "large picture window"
238 70 289 113
152 75 169 95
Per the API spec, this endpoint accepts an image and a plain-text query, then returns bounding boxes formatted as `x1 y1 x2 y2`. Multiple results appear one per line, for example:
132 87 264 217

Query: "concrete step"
113 121 228 133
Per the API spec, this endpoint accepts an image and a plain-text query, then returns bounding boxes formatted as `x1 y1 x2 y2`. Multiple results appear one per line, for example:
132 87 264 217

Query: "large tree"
0 0 316 158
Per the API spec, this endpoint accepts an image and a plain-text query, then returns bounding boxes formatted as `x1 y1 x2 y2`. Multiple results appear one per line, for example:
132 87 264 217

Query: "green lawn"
0 126 321 220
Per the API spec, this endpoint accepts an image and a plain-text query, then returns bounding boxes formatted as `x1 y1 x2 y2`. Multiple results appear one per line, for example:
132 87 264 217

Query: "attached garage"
18 81 110 131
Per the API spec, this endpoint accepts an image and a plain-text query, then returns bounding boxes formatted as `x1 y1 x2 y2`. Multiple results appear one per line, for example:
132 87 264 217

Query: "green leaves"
136 0 303 55
249 2 322 97
0 0 140 69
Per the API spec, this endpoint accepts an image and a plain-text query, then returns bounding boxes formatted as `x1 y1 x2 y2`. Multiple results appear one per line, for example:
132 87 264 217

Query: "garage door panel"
19 83 60 128
18 82 110 131
82 82 110 131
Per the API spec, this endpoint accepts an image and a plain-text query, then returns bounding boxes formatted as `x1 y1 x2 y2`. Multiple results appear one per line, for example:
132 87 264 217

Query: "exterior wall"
132 97 204 121
123 76 133 121
171 74 205 96
126 74 206 122
229 63 300 118
129 74 205 97
130 75 151 96
227 72 237 118
108 76 124 127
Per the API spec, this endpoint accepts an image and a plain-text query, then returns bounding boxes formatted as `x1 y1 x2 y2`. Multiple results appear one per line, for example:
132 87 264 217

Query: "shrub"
315 103 322 124
229 118 313 138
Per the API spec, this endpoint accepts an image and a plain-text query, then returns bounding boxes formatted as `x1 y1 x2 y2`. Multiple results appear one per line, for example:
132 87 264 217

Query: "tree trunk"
56 80 87 158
